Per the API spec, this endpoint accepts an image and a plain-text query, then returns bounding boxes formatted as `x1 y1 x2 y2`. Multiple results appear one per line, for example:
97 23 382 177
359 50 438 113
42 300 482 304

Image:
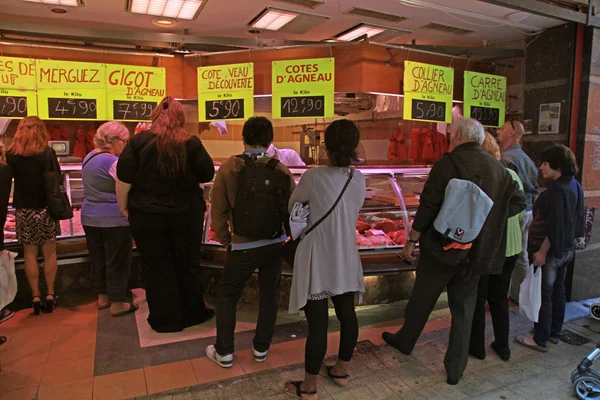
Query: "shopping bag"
0 251 18 310
519 264 542 323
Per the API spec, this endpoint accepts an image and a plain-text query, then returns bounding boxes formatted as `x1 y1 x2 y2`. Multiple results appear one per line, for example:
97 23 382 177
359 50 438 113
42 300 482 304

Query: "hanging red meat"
387 129 407 161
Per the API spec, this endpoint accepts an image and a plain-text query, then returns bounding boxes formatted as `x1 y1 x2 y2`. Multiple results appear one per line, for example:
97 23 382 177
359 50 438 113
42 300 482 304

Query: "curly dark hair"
325 119 360 167
242 117 274 148
541 144 578 176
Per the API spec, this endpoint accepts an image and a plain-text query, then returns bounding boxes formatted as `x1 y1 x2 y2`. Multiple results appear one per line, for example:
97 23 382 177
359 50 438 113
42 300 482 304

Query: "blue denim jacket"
501 144 539 211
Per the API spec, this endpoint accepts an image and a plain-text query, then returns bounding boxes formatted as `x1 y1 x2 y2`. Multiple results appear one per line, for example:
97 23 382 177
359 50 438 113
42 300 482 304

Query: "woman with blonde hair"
116 96 215 332
7 116 61 314
469 131 525 361
82 121 136 317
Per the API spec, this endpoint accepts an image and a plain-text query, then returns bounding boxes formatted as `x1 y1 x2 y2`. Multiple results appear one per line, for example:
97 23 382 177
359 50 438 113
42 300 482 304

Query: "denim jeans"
533 249 574 347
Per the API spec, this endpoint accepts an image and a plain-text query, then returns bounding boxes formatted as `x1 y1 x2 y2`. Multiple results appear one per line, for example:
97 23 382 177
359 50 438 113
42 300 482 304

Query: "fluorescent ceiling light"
250 9 298 31
22 0 80 5
128 0 204 20
336 24 385 41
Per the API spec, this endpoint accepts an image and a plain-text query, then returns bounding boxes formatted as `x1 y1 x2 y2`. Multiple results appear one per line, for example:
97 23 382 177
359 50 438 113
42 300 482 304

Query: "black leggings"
303 292 359 375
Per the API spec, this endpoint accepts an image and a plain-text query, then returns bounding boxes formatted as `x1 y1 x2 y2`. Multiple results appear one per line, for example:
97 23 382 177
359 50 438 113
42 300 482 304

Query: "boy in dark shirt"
516 145 584 352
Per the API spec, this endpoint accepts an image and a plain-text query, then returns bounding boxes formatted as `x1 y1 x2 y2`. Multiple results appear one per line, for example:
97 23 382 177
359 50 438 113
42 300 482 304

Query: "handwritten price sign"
0 57 38 117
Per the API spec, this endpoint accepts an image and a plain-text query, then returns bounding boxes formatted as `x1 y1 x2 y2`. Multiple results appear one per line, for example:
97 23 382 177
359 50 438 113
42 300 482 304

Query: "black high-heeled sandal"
44 294 57 313
32 296 43 316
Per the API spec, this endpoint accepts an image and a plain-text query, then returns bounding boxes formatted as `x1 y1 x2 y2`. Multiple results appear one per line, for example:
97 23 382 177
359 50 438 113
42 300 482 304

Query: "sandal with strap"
44 294 57 314
32 296 43 316
319 365 349 387
284 380 317 400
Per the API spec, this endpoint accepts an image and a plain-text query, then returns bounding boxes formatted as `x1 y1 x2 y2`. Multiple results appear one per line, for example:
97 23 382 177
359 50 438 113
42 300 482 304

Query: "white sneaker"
253 348 268 363
205 345 233 368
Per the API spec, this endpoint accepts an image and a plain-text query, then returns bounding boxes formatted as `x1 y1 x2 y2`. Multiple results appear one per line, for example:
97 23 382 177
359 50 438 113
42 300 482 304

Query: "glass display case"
202 166 431 256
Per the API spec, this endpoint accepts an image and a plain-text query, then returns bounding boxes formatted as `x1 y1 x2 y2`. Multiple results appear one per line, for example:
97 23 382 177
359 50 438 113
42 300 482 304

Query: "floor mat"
558 330 591 346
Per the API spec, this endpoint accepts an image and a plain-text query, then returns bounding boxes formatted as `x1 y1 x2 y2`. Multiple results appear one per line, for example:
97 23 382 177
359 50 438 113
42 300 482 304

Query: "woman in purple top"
82 121 136 317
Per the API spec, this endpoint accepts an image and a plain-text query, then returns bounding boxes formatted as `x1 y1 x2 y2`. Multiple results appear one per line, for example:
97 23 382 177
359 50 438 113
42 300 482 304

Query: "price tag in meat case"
198 63 254 122
403 61 454 123
107 64 165 122
0 57 38 117
464 71 506 128
272 58 334 119
36 59 107 120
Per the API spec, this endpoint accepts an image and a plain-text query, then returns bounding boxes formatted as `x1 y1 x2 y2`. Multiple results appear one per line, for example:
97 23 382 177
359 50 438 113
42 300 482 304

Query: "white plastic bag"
0 251 18 310
519 264 542 323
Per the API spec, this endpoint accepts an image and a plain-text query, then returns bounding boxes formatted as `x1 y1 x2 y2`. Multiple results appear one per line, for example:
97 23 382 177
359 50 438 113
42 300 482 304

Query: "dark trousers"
215 243 282 356
83 225 133 303
534 250 573 347
129 210 210 333
470 255 518 354
386 254 480 382
303 292 359 375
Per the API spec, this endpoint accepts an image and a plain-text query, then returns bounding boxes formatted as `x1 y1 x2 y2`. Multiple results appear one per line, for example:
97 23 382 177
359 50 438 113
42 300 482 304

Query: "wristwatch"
408 239 418 244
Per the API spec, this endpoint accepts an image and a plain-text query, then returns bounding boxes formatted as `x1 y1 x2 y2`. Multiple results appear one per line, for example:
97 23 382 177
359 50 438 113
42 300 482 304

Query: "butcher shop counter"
201 165 432 273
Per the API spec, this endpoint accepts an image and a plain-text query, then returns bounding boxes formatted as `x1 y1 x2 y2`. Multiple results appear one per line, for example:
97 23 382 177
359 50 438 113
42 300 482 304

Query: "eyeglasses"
510 120 515 130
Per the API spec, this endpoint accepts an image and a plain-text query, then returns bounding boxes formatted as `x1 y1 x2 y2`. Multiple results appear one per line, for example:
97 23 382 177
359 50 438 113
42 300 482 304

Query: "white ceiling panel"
0 0 567 48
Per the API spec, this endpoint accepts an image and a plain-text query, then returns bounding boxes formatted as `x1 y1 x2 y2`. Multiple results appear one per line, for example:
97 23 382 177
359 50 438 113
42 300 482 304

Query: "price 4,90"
48 98 97 119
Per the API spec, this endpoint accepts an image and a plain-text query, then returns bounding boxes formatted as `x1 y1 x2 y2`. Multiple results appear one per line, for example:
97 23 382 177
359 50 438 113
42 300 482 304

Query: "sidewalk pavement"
135 311 600 400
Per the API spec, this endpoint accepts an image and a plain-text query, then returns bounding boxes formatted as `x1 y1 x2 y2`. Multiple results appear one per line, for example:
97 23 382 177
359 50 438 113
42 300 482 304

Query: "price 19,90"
113 101 156 121
470 106 500 127
281 96 325 118
48 98 97 119
411 99 447 122
0 96 27 118
205 99 245 120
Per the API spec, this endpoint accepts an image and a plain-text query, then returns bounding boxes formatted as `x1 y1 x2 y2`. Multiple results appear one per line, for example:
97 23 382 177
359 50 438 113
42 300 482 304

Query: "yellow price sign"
36 60 107 120
106 64 166 122
403 61 454 123
272 58 334 119
0 57 38 117
198 63 254 122
464 71 506 128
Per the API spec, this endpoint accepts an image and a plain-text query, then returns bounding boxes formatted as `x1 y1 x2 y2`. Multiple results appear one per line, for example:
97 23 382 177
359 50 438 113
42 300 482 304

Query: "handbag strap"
304 168 354 236
139 136 157 165
446 152 470 181
82 151 111 170
43 148 59 174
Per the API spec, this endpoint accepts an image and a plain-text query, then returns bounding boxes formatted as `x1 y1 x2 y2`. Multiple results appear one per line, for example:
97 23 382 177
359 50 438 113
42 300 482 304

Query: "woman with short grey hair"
82 121 137 317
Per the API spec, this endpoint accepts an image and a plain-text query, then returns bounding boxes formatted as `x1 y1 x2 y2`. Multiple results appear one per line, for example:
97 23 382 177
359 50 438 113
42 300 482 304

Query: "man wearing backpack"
382 118 526 385
206 116 295 368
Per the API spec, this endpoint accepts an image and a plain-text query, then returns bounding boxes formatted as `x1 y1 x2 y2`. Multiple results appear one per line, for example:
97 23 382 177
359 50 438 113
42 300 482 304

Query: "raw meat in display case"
201 166 429 255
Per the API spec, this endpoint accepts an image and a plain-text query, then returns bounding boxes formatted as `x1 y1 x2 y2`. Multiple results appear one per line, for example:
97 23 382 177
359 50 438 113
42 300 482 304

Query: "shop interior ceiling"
0 0 574 57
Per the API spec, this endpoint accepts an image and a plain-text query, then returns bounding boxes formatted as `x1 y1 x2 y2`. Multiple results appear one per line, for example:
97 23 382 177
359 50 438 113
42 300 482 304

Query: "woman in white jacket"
284 120 366 400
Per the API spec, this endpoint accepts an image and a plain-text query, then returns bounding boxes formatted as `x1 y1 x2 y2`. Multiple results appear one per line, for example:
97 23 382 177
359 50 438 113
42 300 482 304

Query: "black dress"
117 131 215 332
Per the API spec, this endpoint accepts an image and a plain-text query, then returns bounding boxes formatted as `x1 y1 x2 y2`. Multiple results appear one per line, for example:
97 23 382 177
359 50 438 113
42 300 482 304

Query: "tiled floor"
0 292 458 400
132 289 304 348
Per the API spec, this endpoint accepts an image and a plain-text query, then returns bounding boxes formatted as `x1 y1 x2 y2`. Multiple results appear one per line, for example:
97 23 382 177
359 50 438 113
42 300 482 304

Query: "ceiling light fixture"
127 0 206 20
335 23 411 42
23 0 81 6
336 24 385 41
152 16 178 27
249 8 298 31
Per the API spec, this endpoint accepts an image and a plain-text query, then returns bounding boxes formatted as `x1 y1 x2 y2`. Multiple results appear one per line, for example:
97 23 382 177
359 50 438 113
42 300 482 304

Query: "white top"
287 166 366 314
267 144 305 167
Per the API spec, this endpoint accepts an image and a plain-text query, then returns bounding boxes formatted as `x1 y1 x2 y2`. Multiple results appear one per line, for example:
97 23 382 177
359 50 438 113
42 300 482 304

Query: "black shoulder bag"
43 149 73 221
281 168 354 267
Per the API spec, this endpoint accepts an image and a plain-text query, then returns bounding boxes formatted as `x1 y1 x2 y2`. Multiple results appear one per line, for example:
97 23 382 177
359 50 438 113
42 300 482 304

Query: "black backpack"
232 154 291 240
